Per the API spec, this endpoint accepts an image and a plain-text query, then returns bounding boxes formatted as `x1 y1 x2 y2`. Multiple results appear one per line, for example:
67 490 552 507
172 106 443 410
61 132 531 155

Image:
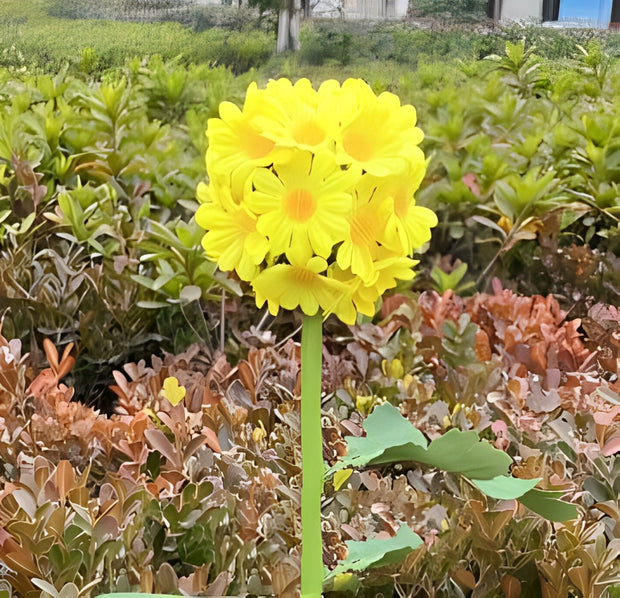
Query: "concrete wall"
395 0 407 17
500 0 543 21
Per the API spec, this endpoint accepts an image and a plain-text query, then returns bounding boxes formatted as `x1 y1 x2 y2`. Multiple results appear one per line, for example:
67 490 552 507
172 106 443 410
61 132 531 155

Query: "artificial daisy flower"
336 174 390 284
334 79 424 177
206 83 280 178
252 249 347 318
252 78 341 153
195 181 269 281
372 154 438 253
248 150 359 259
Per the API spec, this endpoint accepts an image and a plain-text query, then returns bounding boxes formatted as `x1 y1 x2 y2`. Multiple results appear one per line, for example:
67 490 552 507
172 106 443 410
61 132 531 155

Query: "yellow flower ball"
197 78 437 323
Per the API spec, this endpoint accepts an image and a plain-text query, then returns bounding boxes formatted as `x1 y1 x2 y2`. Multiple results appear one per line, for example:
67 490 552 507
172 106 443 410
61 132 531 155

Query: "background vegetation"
2 0 620 76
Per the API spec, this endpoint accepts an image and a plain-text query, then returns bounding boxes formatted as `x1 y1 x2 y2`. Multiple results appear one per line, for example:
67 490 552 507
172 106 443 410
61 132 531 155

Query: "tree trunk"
276 0 301 53
290 0 301 50
276 5 290 53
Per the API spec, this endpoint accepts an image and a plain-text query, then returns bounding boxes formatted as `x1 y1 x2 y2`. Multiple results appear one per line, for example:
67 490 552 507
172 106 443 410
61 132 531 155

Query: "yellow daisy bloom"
196 181 210 204
370 155 437 253
195 182 269 281
336 174 389 285
329 251 418 319
254 78 340 153
206 83 281 178
367 250 418 296
322 265 362 324
252 250 347 317
248 151 359 259
334 79 424 177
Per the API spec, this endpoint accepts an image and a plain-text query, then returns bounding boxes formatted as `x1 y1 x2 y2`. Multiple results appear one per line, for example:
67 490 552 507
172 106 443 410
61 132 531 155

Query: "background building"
488 0 620 28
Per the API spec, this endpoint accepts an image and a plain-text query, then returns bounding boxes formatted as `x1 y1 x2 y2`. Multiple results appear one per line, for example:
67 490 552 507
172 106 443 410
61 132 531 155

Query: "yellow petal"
333 468 353 491
161 376 186 406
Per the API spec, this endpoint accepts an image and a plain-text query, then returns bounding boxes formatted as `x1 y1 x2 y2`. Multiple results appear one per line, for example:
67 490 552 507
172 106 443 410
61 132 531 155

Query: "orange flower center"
293 120 325 147
392 188 410 219
342 128 375 163
285 188 317 222
237 209 256 234
350 206 380 246
242 128 275 160
292 266 316 285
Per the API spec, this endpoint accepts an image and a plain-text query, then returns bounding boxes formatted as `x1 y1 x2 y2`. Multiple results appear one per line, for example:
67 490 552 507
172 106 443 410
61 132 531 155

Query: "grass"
0 0 272 73
3 0 619 78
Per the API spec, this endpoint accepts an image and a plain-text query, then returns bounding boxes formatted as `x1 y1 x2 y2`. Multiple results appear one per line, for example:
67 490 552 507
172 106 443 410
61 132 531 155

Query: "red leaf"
601 436 620 457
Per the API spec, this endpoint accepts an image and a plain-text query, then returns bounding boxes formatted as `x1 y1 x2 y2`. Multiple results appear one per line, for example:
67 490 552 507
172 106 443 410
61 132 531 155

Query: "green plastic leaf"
330 402 511 480
471 475 541 499
326 525 423 581
329 402 427 473
408 429 512 479
519 488 578 522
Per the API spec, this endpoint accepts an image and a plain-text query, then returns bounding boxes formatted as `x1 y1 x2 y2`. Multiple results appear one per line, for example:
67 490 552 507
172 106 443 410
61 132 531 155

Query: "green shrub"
0 62 242 405
219 30 274 73
79 46 99 74
190 4 267 32
410 0 487 21
48 0 200 25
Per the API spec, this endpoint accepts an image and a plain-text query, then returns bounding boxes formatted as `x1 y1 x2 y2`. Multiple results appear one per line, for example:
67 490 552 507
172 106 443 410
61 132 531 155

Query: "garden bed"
0 10 619 595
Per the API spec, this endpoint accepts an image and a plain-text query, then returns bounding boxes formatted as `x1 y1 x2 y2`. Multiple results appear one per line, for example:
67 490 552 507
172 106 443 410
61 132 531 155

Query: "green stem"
300 312 324 598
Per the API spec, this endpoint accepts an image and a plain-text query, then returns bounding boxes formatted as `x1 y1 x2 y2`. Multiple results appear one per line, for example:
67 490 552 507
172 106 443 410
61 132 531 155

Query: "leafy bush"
0 1 272 76
190 4 269 32
317 289 620 596
215 30 274 74
47 0 200 25
0 64 250 409
404 40 620 308
1 39 619 410
0 27 619 596
0 285 618 596
0 331 302 596
2 0 619 77
410 0 488 22
295 21 620 69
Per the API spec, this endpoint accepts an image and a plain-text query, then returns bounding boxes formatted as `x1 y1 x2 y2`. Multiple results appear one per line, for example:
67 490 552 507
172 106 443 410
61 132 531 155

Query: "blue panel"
558 0 613 27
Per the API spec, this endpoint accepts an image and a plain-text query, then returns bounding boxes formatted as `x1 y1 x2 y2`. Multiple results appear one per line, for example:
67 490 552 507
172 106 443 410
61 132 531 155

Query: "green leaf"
136 300 170 309
329 402 427 473
326 525 423 582
430 262 470 294
606 585 620 598
506 40 525 68
471 476 540 499
519 488 578 522
408 428 512 479
5 212 36 236
331 403 511 480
